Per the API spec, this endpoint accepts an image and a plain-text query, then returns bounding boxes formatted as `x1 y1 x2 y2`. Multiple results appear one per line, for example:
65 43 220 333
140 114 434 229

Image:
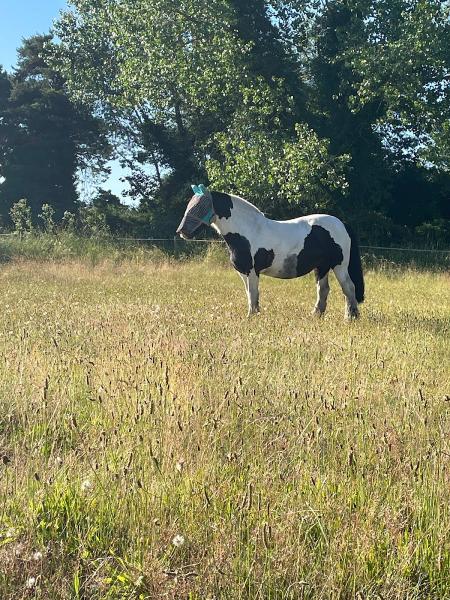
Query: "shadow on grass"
368 309 450 336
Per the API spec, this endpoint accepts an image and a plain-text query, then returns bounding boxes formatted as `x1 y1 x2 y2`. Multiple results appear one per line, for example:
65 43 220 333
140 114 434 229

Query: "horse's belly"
263 269 299 279
261 254 302 279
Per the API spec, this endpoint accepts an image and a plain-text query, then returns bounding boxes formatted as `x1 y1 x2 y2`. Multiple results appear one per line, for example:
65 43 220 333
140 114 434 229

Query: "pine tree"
0 35 110 226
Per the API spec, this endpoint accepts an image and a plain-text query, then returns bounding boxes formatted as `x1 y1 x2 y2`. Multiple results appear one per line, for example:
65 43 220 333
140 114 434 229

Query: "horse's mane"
230 194 264 215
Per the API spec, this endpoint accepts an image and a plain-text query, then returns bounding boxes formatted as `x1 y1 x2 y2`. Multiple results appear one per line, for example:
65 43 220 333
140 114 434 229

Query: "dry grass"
0 258 449 599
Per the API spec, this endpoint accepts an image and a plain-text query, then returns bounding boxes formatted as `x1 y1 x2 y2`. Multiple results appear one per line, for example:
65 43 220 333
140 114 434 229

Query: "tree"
207 81 350 216
52 0 253 228
309 1 393 215
0 35 110 226
346 0 450 160
52 0 450 241
274 0 450 164
272 0 450 236
53 0 350 225
0 67 12 228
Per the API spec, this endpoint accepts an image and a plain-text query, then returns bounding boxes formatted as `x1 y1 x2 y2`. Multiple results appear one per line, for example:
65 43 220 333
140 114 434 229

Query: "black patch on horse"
224 232 253 275
297 225 343 279
281 254 298 278
211 192 233 219
254 247 274 276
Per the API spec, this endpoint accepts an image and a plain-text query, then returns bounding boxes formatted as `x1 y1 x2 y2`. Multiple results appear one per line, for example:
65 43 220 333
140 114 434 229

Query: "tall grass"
1 232 449 271
0 258 448 599
0 233 175 265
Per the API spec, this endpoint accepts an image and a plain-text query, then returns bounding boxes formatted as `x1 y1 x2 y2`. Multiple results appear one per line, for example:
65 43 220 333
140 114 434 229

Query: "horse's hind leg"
333 264 359 319
239 270 260 316
313 270 330 316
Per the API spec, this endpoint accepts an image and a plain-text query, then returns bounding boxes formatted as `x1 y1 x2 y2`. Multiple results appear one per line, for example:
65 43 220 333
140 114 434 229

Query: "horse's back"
260 214 351 279
280 212 344 229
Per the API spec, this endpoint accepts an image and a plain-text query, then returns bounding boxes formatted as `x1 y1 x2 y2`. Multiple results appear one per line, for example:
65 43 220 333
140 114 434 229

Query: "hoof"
312 307 325 317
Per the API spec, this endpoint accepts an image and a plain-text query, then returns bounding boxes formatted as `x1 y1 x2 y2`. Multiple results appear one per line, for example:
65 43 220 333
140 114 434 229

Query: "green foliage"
50 0 450 241
0 231 174 265
206 78 350 214
0 36 110 226
274 124 350 211
39 203 56 234
61 210 77 233
10 199 32 234
53 0 249 115
208 122 350 215
415 218 450 246
79 205 110 237
52 0 255 225
1 2 449 242
346 1 450 146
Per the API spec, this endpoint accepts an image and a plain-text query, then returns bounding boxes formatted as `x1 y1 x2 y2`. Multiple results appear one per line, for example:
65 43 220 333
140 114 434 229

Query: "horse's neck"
231 194 262 215
213 194 265 236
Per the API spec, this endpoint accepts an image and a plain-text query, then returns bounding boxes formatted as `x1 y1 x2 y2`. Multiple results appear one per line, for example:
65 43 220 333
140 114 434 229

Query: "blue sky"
0 1 68 71
0 1 130 202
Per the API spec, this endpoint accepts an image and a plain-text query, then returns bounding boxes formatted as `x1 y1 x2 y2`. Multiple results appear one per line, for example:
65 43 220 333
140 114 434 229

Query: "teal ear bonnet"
191 184 208 195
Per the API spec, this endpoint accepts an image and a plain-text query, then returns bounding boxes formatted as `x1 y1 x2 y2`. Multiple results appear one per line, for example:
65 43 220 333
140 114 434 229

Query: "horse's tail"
344 223 365 303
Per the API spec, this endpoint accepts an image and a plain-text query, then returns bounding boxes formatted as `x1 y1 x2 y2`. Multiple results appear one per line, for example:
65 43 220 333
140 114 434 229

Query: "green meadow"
0 254 449 599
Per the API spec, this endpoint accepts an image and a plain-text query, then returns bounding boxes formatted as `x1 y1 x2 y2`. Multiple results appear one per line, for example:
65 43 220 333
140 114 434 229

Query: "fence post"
173 235 178 258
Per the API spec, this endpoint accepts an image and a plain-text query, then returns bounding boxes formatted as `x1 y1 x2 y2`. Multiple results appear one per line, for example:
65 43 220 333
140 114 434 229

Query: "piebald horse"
177 185 364 319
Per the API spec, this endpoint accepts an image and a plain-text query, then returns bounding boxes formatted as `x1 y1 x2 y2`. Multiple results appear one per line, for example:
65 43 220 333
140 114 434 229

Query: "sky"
0 0 131 202
0 1 68 72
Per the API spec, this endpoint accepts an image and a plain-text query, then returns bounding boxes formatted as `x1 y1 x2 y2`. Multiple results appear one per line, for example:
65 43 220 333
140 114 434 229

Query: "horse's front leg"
239 270 260 316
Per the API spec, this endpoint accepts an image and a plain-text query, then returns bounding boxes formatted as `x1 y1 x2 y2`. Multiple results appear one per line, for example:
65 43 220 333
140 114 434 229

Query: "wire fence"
134 236 450 269
120 236 450 254
110 236 450 268
360 245 450 254
1 232 449 268
1 231 450 253
1 231 449 250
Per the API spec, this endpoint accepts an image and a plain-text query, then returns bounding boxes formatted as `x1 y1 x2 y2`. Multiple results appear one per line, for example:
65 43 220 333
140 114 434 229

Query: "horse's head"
176 184 215 239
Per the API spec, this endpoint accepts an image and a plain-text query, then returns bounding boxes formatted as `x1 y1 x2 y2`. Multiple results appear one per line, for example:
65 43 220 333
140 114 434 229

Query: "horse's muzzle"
176 221 193 239
177 229 193 240
176 215 201 239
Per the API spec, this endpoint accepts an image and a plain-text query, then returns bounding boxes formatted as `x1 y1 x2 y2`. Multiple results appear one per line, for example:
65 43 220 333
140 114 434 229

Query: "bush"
415 219 450 247
10 199 33 235
38 204 56 233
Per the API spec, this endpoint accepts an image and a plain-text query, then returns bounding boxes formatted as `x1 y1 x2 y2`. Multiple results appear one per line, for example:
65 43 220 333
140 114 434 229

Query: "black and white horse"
177 185 364 319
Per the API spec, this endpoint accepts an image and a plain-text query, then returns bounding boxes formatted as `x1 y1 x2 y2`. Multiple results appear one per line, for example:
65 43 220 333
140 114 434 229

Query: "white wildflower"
26 577 36 589
81 479 93 493
5 527 16 538
172 534 185 547
175 459 184 473
32 551 43 561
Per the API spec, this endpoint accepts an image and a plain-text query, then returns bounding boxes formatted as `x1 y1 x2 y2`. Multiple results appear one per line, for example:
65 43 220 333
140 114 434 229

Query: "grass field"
0 255 449 599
